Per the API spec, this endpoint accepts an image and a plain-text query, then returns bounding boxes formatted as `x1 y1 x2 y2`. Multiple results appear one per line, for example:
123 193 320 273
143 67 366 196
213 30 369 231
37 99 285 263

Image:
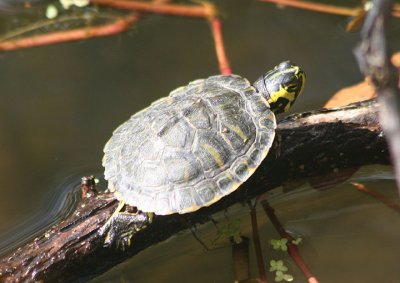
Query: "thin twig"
189 226 213 251
354 0 400 194
261 200 319 283
260 0 359 16
92 0 208 18
0 14 117 41
260 0 400 18
352 182 400 214
0 14 138 51
247 200 268 283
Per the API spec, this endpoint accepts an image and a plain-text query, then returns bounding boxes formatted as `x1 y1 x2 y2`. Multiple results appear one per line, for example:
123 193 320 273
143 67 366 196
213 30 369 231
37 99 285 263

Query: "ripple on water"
0 171 105 256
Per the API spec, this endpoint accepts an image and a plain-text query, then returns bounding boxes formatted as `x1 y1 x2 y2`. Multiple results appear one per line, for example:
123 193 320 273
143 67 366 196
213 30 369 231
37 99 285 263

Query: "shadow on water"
0 0 400 282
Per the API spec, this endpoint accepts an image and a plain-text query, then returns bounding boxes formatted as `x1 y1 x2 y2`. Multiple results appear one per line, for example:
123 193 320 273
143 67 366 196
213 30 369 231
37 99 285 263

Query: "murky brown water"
0 0 399 282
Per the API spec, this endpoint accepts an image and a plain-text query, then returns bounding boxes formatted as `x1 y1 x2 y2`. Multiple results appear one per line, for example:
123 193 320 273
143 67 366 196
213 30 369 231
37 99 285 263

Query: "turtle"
100 61 305 246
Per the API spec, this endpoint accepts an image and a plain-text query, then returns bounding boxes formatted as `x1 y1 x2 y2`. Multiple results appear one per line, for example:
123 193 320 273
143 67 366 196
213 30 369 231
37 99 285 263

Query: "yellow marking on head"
287 65 305 79
225 123 248 142
202 143 225 169
297 71 306 97
293 65 306 82
268 85 296 106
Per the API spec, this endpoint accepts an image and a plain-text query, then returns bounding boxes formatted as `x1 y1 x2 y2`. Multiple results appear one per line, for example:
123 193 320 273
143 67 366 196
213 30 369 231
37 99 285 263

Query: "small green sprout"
59 0 90 10
269 260 288 272
291 237 302 245
269 237 299 282
269 260 294 282
270 238 288 251
216 218 242 244
45 5 58 19
275 271 294 282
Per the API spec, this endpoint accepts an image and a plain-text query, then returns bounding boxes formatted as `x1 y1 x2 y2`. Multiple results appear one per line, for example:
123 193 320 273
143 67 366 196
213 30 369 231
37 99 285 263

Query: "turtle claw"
99 202 153 249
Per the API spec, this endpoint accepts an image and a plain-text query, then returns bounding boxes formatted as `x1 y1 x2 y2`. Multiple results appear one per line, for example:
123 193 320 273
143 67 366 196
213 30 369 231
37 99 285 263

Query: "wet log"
0 99 390 282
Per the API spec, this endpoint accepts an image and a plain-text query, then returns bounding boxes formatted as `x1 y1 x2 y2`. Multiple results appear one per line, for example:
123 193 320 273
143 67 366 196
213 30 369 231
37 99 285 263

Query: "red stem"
248 201 268 283
260 0 357 16
352 182 400 214
261 0 400 18
210 18 232 75
261 199 319 283
92 0 208 18
0 14 138 51
287 244 318 283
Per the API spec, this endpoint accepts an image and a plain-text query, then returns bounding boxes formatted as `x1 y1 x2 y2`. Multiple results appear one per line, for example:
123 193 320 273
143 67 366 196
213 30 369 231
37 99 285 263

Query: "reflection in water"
0 172 103 256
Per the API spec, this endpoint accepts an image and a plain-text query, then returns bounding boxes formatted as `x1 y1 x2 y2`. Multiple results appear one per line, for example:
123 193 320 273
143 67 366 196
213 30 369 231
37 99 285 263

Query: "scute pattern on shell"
103 75 276 215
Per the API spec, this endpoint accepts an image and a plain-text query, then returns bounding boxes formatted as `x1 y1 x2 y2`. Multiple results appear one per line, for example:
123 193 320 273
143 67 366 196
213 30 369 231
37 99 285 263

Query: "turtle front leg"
99 201 153 250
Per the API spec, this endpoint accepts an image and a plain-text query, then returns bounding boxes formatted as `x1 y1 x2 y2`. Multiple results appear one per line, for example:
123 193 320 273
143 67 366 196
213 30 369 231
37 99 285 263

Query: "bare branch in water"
354 0 400 194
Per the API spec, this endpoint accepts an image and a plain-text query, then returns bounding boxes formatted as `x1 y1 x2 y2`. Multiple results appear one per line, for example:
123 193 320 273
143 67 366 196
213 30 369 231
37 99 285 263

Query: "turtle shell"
103 75 276 215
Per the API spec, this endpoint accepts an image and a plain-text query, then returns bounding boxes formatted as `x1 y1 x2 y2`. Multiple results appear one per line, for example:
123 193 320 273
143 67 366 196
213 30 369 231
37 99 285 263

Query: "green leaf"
270 238 289 251
275 271 284 282
282 274 294 281
45 5 58 19
292 237 302 245
271 239 281 250
269 259 288 272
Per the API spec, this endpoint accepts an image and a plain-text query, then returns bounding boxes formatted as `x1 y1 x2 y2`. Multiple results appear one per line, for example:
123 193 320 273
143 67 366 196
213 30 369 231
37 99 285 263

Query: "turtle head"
253 61 306 114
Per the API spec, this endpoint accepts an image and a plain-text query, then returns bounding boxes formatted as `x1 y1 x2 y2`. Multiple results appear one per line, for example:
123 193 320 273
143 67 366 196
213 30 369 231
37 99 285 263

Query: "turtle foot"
99 202 153 249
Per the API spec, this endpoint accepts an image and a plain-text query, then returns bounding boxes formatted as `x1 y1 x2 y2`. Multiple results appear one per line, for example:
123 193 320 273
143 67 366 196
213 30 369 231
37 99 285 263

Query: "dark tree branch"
0 99 390 282
354 0 400 193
